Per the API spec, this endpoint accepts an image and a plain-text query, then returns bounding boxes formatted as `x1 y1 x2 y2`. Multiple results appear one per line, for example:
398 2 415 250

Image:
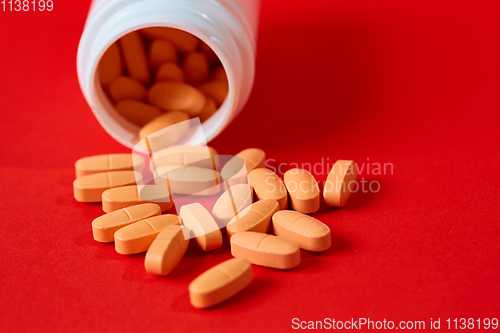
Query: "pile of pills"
73 147 357 308
98 27 228 134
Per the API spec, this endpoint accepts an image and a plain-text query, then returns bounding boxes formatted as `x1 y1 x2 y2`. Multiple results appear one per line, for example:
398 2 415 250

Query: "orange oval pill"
230 231 300 270
148 82 206 116
139 111 189 141
220 155 248 189
145 225 189 276
141 27 198 53
155 62 184 83
109 76 146 103
115 100 163 127
180 203 222 251
99 42 122 87
189 258 252 308
149 39 178 70
198 98 217 122
272 211 331 252
211 65 227 82
119 31 150 85
101 185 172 213
236 148 266 172
198 80 228 106
183 52 210 86
212 184 253 230
284 169 320 214
226 199 279 239
323 160 358 207
156 165 220 196
73 171 142 203
114 214 181 255
248 168 288 210
75 153 144 178
151 145 218 170
92 203 161 243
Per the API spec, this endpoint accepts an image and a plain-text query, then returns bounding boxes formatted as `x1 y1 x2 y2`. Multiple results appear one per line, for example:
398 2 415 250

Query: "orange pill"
75 153 144 178
101 185 172 213
139 111 189 141
114 214 181 255
284 169 320 214
155 165 220 196
230 232 300 270
198 98 217 122
212 184 253 230
149 39 178 70
99 42 122 87
235 148 266 173
145 225 190 276
151 145 218 170
198 80 229 106
272 211 331 252
200 41 219 66
119 31 150 85
211 65 227 82
109 76 146 102
189 258 252 308
179 203 222 251
183 52 210 86
115 100 163 127
226 199 279 239
323 160 358 207
92 203 161 243
154 62 184 83
73 171 141 203
248 168 288 210
141 27 198 53
148 82 205 115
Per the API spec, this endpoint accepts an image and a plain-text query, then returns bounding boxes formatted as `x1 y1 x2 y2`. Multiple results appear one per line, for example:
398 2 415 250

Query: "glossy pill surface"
272 211 331 252
212 184 253 230
155 165 220 196
149 39 178 70
324 160 358 207
75 153 144 178
148 82 205 116
92 203 161 243
139 111 189 142
151 145 218 170
189 258 252 308
114 214 181 255
155 62 184 83
284 168 320 214
119 31 150 85
180 203 222 251
235 148 266 172
145 225 189 276
101 185 172 213
248 168 288 210
226 199 279 238
73 171 141 203
230 232 300 270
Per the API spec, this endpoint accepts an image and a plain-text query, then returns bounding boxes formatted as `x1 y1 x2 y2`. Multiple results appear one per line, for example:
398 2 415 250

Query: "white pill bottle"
77 0 260 149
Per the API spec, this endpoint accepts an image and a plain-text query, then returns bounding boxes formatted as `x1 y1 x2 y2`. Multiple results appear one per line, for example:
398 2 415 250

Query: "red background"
1 0 499 332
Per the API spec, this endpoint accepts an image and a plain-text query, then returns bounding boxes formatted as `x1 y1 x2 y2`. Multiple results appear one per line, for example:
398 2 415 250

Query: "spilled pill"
92 203 161 243
115 100 163 127
99 42 122 87
284 168 320 214
155 164 220 196
272 210 331 252
119 31 151 85
148 82 206 116
101 185 172 213
235 148 266 173
139 110 189 142
145 225 189 276
75 153 144 178
109 76 146 102
248 168 288 210
226 199 279 239
114 214 181 255
211 184 253 230
73 171 142 203
180 203 222 251
151 145 218 170
149 39 178 70
324 160 358 207
189 258 252 308
230 232 300 270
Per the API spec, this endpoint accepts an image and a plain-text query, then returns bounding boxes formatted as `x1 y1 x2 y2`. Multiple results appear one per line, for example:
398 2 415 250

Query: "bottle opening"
96 27 229 144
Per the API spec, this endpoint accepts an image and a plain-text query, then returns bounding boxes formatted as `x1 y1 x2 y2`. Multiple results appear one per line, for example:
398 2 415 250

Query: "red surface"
1 0 499 332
